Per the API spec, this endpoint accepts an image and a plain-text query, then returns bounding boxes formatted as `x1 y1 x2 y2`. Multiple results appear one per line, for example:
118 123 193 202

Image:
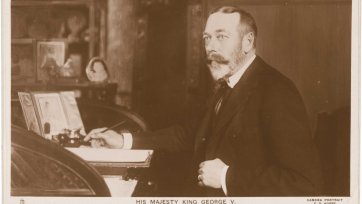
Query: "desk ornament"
85 57 109 83
52 128 90 147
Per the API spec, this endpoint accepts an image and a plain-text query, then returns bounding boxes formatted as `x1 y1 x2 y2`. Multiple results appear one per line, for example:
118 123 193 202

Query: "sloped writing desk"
11 100 155 197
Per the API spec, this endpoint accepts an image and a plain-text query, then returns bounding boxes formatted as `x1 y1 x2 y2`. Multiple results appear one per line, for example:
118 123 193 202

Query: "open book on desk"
18 91 84 138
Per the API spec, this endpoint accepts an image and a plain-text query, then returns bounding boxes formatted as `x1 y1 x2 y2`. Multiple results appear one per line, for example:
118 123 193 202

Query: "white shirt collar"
227 54 256 88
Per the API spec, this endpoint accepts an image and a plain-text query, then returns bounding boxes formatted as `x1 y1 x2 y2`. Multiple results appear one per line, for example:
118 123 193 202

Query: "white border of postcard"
2 0 360 204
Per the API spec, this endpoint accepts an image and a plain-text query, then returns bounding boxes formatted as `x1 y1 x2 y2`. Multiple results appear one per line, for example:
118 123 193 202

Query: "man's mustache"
206 52 229 65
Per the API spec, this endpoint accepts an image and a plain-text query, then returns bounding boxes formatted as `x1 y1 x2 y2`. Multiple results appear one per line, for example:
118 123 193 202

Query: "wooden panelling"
208 0 351 6
107 0 137 108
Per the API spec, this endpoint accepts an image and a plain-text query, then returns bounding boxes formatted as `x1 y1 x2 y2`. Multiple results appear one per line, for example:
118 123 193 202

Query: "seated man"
85 6 323 196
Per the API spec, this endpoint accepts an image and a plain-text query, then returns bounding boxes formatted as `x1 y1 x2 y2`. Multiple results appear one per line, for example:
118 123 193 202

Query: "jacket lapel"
206 57 263 158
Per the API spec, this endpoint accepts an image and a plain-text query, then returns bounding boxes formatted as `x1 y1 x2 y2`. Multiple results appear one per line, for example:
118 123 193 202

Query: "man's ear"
242 32 255 54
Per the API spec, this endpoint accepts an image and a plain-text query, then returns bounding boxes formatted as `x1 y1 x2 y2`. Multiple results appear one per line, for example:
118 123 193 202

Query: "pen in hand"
100 120 127 133
84 120 127 143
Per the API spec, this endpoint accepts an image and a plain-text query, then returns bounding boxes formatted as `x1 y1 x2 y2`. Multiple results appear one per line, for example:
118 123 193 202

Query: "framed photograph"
36 40 67 82
11 39 35 82
32 92 69 136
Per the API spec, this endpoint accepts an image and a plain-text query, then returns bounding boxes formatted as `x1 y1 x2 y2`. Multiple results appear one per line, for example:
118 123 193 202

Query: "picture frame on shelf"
11 39 36 83
36 39 67 82
56 53 83 83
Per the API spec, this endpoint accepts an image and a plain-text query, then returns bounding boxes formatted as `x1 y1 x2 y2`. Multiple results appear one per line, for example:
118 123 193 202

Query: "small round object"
63 138 79 147
85 57 109 83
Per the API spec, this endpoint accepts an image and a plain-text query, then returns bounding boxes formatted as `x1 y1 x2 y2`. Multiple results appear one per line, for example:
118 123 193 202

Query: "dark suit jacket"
133 56 323 196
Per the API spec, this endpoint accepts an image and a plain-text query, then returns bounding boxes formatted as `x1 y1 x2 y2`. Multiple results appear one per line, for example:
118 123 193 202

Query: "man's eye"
203 35 211 41
217 34 228 40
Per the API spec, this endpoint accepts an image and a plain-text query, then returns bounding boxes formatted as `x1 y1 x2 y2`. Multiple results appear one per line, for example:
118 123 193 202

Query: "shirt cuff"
122 132 133 149
221 165 229 195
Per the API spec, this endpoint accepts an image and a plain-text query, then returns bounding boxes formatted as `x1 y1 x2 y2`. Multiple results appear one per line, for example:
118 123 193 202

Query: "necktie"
212 79 231 115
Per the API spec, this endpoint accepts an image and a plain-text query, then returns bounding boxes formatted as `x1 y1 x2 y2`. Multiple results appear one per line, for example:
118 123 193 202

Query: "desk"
94 163 154 197
66 147 155 197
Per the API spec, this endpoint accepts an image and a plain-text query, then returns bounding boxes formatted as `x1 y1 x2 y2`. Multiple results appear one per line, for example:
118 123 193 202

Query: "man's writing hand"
198 158 226 188
84 128 124 148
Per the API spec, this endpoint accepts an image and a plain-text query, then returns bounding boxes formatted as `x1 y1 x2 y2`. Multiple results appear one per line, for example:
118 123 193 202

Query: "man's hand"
198 158 227 188
84 128 124 148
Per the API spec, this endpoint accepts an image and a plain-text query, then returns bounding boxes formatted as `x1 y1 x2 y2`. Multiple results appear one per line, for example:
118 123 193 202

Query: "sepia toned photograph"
2 0 360 203
11 39 35 83
36 40 66 82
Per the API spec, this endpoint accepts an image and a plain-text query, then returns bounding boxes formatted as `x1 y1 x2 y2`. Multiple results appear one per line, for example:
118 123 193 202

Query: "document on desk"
65 148 153 163
103 176 138 197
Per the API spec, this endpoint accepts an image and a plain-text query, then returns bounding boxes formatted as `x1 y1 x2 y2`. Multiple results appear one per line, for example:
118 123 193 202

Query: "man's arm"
85 103 207 152
85 124 196 152
130 100 208 152
131 124 195 152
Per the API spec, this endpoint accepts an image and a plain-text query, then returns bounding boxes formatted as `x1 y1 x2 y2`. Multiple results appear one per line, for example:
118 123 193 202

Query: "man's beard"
206 52 243 81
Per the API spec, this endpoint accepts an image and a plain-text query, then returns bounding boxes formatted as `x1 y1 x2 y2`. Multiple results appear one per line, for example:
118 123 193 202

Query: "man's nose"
205 37 219 53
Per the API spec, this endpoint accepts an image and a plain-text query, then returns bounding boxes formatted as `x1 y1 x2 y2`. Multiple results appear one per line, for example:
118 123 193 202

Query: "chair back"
11 125 111 196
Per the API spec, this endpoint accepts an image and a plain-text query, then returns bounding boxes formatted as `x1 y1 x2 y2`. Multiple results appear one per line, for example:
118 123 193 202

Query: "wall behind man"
107 0 140 108
106 0 351 131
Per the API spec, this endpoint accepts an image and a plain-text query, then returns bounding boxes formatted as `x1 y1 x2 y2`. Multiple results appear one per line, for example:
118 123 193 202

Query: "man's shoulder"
255 57 300 94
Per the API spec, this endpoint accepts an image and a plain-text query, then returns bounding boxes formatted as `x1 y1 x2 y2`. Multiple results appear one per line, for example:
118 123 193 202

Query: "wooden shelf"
12 0 94 7
12 82 118 104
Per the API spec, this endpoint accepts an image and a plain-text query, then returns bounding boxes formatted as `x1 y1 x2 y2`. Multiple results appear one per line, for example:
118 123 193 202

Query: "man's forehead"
204 12 241 33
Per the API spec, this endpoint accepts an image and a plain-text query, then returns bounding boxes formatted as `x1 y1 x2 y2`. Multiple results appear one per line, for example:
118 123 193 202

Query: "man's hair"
210 6 257 47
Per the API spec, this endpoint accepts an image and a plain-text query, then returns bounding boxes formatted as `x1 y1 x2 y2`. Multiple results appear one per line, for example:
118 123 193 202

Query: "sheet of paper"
32 92 69 136
65 147 153 163
103 176 137 197
59 91 85 131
